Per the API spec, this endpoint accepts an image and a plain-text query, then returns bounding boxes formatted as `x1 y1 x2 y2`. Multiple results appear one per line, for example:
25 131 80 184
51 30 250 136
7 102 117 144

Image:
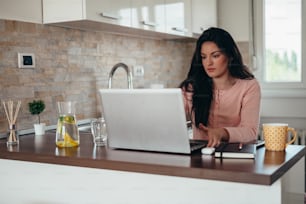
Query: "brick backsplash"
0 20 249 134
0 20 194 132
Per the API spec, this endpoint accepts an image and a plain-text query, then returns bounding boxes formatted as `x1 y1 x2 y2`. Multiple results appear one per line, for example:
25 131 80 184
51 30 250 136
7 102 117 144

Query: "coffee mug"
262 123 297 151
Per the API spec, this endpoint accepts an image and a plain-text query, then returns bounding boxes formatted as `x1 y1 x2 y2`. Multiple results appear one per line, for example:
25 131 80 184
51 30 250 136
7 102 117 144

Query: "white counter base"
0 158 304 204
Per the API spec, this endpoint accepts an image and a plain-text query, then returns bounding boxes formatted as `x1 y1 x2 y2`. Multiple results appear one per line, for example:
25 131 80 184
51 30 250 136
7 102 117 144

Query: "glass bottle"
55 101 80 147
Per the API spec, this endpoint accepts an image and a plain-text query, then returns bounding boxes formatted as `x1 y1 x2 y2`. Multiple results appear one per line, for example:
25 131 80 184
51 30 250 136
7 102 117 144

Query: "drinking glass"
91 118 107 146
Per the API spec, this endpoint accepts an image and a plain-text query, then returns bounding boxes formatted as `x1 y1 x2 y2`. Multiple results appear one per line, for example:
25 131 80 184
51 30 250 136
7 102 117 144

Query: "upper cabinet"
0 0 43 24
87 0 131 27
43 0 195 39
165 0 192 37
0 0 218 40
42 0 83 23
131 0 166 33
191 0 217 36
43 0 132 27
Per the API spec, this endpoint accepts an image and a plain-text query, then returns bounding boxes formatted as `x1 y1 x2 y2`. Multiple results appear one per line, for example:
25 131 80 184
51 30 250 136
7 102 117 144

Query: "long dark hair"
181 27 254 127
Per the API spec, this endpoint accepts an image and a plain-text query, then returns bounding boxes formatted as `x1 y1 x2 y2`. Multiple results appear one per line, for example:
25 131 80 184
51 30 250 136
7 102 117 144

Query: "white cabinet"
42 0 83 23
0 0 211 39
131 0 166 33
0 0 42 23
165 0 192 36
86 0 131 27
191 0 217 35
43 0 131 27
43 0 194 39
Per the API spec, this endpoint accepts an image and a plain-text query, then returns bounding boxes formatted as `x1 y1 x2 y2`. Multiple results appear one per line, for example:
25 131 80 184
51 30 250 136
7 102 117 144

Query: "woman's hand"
199 124 229 147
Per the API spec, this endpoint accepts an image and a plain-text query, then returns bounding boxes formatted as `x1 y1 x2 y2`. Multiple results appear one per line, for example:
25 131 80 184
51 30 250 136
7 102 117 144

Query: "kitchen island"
0 131 305 204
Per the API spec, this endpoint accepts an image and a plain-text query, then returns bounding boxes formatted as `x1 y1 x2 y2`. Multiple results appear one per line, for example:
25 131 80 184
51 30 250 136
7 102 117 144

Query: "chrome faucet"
108 63 133 89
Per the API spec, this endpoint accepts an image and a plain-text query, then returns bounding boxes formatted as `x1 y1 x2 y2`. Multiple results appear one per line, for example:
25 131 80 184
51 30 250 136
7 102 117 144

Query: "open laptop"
99 88 206 154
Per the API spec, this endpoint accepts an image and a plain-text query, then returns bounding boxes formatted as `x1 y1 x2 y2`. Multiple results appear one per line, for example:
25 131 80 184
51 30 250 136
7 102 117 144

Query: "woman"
180 27 261 147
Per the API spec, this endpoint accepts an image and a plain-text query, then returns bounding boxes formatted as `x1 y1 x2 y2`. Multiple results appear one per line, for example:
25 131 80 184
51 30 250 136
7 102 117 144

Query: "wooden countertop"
0 131 305 185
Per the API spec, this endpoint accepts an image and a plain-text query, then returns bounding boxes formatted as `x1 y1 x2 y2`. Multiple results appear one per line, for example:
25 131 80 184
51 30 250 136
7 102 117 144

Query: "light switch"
18 53 35 68
133 65 144 77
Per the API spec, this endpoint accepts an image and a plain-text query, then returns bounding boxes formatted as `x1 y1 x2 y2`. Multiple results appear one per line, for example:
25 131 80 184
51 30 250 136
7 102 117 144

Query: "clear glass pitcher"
55 101 80 147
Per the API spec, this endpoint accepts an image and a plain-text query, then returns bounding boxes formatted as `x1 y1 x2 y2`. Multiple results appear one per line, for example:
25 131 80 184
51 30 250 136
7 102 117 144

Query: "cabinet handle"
141 21 157 27
100 12 121 20
172 27 188 33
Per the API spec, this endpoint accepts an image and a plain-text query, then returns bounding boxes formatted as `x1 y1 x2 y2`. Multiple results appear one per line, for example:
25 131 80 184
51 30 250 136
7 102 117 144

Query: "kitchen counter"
0 131 305 185
0 132 305 204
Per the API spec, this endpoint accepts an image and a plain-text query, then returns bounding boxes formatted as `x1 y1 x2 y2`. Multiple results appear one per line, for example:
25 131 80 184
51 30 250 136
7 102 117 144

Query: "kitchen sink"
46 125 92 134
13 119 94 137
77 125 92 134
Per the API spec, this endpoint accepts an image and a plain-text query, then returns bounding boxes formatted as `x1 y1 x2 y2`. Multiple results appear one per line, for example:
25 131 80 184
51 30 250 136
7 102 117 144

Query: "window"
253 0 306 94
264 0 301 82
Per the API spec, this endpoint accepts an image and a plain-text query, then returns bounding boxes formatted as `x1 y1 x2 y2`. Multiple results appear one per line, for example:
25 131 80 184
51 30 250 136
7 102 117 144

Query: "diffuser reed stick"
2 100 21 145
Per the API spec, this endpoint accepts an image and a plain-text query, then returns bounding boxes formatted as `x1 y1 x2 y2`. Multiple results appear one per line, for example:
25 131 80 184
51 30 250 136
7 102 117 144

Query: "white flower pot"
34 123 46 135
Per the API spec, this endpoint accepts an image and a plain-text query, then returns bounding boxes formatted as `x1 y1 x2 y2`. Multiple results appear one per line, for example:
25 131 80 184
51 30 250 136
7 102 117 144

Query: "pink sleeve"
225 80 261 143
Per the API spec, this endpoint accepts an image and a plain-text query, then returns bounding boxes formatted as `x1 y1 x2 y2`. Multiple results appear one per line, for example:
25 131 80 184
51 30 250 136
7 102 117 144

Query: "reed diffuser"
2 100 21 145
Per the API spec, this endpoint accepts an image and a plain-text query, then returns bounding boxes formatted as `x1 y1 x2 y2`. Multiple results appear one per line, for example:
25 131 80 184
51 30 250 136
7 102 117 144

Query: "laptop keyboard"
189 140 207 151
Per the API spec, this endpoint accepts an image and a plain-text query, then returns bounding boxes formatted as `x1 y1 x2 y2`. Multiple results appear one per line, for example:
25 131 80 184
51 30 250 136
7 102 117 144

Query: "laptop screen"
99 88 194 154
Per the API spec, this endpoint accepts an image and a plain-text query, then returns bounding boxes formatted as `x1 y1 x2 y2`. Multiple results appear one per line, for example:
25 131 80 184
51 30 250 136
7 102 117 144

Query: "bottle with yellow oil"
55 101 80 147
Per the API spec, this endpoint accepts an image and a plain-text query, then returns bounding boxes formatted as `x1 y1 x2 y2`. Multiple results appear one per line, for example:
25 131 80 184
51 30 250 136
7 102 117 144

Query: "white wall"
217 0 250 42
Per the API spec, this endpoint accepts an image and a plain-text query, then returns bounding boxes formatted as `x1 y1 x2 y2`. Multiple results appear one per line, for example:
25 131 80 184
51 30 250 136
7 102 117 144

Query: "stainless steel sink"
47 125 91 134
11 118 94 137
77 125 91 133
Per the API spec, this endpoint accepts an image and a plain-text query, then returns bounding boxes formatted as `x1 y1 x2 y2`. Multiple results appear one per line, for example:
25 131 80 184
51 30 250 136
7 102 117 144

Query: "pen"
238 143 243 150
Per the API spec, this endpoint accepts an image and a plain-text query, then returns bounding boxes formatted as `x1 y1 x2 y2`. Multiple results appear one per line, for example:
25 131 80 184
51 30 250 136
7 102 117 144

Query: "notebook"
214 142 256 159
99 88 206 154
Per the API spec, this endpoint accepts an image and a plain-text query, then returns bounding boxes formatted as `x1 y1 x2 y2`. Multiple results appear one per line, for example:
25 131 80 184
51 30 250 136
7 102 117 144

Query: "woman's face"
200 41 230 79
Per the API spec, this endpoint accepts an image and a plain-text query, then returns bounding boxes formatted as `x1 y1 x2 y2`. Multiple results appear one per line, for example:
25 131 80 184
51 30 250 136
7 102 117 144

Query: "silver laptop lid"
99 88 192 154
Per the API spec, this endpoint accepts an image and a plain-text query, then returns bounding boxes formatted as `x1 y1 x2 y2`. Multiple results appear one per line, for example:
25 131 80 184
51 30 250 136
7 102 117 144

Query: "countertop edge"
0 148 281 185
270 146 306 184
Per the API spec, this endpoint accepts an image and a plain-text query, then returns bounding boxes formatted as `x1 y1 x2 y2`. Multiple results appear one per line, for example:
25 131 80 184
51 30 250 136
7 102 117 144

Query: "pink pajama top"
192 78 261 143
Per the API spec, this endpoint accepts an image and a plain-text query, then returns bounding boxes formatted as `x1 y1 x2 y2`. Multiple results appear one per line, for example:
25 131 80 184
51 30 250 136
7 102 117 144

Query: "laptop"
99 88 206 154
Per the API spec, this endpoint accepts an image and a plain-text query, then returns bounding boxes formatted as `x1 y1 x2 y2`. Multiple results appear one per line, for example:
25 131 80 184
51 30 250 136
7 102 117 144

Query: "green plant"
28 100 45 124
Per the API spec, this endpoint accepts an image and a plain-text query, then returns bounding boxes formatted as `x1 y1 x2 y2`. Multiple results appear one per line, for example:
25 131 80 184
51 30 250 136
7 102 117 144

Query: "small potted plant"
28 100 46 135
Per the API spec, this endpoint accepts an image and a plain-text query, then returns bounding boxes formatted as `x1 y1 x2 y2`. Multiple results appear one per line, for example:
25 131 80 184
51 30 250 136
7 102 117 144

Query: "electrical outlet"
18 53 35 68
133 65 144 77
